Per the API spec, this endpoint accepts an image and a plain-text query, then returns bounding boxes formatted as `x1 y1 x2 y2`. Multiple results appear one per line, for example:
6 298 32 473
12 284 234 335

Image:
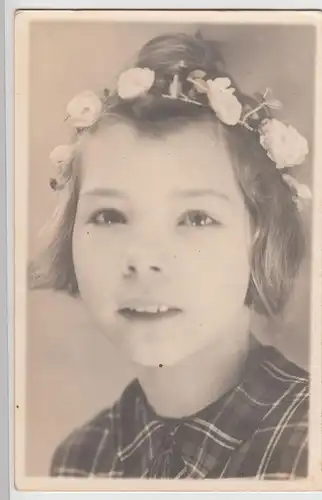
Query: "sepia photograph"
14 9 322 491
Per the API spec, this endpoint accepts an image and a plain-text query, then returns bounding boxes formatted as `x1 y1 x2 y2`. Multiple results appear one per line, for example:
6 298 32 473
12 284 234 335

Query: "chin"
125 343 192 368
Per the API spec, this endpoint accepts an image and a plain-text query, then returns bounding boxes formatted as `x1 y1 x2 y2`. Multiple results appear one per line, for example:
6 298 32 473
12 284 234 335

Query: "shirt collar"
116 340 308 478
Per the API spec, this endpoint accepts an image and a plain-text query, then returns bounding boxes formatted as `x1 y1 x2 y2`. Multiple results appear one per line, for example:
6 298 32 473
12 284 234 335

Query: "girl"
30 32 311 479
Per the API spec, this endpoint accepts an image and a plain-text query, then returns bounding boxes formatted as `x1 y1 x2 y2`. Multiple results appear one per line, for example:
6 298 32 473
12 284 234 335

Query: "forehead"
79 119 240 197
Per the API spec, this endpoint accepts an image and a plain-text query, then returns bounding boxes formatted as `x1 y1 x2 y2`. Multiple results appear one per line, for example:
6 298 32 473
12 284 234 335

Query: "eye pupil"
91 209 126 226
181 211 215 227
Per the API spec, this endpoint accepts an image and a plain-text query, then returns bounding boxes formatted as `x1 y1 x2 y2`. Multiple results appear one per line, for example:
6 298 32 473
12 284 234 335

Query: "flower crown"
49 61 311 210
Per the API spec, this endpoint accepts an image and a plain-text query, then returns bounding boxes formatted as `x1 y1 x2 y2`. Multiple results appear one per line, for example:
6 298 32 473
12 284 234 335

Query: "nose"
122 244 164 279
123 263 162 278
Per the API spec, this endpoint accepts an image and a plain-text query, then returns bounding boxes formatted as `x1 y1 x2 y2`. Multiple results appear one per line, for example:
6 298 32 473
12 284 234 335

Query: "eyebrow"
80 188 128 199
80 187 230 202
174 188 230 201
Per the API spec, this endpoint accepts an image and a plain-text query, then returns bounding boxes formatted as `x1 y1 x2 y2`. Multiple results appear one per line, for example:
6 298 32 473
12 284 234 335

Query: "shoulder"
227 346 309 479
50 380 139 477
49 405 119 477
256 349 309 478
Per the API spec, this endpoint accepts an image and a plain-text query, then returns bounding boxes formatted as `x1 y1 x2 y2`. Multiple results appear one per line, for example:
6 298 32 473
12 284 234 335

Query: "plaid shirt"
50 341 309 479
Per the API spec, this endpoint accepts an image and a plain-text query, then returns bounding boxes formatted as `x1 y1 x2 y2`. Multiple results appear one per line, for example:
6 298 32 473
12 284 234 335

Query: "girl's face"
73 121 252 367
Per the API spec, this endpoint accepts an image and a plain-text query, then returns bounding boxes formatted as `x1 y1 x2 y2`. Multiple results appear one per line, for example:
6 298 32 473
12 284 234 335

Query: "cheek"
181 222 251 302
72 225 124 300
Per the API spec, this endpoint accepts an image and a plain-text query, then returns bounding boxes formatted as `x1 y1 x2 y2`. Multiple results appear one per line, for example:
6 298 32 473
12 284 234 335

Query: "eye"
178 210 221 228
88 208 127 226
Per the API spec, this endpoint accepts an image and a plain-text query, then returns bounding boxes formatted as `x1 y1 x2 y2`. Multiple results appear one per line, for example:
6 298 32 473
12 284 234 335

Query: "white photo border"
4 4 322 500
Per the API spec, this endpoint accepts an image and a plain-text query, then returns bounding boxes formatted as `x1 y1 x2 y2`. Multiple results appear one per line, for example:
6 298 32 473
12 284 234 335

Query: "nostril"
123 262 162 277
150 265 161 272
122 264 136 278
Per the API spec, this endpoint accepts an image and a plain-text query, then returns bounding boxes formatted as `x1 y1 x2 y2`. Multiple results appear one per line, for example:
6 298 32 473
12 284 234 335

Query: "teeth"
146 306 159 313
128 305 170 314
135 306 146 313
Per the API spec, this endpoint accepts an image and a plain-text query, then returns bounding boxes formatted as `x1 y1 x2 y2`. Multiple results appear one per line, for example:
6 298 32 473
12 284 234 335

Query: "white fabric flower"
282 174 312 200
49 144 75 188
187 70 208 93
117 67 155 100
259 119 309 168
206 77 242 125
66 90 102 128
49 144 75 168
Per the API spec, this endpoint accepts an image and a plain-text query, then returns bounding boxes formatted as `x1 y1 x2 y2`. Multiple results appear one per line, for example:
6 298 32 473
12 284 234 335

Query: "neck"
134 312 251 418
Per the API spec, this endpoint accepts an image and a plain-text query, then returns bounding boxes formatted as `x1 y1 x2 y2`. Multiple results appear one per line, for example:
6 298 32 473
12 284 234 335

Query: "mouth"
118 304 182 321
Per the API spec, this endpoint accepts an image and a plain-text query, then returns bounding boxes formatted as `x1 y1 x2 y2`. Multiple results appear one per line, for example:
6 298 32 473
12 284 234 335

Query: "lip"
117 302 182 321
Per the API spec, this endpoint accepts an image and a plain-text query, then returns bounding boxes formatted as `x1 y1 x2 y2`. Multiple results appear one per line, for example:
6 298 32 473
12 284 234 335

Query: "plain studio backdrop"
25 20 314 476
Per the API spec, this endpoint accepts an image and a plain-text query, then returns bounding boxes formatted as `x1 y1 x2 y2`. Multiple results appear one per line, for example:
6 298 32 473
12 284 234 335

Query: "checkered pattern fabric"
50 342 309 479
